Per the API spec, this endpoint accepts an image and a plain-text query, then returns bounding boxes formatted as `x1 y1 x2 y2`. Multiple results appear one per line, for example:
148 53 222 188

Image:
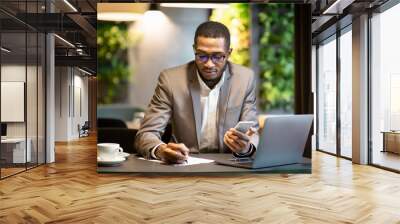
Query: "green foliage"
210 3 250 66
258 4 295 112
97 22 140 104
211 4 294 112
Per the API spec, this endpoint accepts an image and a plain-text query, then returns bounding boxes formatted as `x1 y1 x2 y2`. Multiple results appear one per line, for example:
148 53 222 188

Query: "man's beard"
196 62 228 89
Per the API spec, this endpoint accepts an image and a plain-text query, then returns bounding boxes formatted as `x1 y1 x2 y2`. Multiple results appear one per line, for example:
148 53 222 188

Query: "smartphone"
234 121 256 133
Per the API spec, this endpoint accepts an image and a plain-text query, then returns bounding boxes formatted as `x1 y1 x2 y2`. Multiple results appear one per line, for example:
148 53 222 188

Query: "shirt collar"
196 69 226 92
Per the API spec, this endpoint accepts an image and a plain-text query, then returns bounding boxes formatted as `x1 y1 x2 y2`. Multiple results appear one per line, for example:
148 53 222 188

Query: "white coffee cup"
97 143 123 160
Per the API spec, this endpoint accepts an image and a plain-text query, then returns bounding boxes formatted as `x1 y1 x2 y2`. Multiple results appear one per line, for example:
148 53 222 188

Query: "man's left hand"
224 128 255 154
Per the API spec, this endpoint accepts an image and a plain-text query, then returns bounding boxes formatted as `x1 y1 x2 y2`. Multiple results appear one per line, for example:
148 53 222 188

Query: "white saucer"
97 156 126 166
119 152 130 158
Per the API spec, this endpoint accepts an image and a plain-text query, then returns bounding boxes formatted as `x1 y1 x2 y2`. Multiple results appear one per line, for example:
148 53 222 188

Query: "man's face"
193 36 231 81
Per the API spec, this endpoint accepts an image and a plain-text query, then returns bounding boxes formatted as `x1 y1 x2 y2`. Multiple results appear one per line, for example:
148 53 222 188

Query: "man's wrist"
233 144 255 158
241 144 252 154
154 147 161 159
155 144 168 160
151 143 165 159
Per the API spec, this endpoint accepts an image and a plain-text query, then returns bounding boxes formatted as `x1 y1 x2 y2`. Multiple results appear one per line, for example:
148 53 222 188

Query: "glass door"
339 27 352 159
0 13 28 178
317 35 337 155
370 2 400 171
0 0 47 179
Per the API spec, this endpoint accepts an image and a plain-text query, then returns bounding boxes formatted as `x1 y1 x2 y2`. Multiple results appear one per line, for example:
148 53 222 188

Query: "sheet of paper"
138 156 214 166
138 157 163 163
173 156 214 166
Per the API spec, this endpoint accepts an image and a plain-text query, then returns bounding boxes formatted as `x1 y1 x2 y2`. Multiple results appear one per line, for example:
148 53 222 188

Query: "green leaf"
97 22 140 104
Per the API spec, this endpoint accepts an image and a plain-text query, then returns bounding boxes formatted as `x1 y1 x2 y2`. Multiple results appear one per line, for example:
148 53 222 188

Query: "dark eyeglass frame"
195 53 227 64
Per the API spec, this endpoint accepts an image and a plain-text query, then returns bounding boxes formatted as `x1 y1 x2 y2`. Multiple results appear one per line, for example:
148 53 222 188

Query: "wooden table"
1 138 31 164
381 131 400 154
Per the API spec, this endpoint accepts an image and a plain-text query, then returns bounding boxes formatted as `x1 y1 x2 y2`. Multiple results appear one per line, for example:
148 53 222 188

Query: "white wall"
55 66 68 141
1 64 46 163
73 73 89 137
1 65 35 137
128 7 209 109
54 67 89 141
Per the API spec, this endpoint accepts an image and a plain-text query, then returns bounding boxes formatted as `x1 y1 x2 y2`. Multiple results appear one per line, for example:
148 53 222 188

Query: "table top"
1 138 28 143
97 153 311 175
381 131 400 134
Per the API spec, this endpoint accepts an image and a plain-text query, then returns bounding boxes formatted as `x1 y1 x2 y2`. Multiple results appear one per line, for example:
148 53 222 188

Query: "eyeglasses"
195 53 226 64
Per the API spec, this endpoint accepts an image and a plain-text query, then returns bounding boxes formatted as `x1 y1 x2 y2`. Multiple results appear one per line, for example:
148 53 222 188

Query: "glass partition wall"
316 26 353 159
0 1 46 179
316 0 400 172
370 2 400 171
317 35 337 155
339 27 352 159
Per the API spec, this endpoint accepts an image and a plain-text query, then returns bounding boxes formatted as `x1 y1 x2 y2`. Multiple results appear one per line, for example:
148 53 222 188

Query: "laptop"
215 114 313 169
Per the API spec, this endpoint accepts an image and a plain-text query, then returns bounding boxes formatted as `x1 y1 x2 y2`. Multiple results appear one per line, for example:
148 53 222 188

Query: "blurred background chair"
78 121 90 138
98 118 127 128
97 117 172 154
97 128 138 154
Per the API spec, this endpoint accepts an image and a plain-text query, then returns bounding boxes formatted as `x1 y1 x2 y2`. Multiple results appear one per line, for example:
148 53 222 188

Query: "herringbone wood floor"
1 134 400 224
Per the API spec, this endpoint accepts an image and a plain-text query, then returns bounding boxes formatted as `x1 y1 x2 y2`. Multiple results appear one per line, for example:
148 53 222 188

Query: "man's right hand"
155 143 189 164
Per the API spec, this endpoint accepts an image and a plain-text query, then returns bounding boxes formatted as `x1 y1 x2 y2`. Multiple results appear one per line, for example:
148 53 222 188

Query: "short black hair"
194 21 230 50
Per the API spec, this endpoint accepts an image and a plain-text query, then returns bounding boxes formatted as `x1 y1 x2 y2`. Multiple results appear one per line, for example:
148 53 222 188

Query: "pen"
172 135 188 164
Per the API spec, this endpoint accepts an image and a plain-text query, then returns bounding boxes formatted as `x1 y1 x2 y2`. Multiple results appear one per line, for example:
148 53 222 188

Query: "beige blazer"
134 61 259 159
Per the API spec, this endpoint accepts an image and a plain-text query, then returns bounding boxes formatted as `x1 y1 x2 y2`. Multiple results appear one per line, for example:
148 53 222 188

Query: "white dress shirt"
151 70 253 159
197 70 254 156
197 70 225 151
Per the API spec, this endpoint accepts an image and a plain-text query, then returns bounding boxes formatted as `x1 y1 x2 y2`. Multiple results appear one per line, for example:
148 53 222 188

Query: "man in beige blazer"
135 21 259 164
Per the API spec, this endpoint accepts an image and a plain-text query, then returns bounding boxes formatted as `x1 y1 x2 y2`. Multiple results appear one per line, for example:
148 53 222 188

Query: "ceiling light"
54 34 75 48
78 67 93 76
75 42 85 48
149 3 160 12
145 3 163 17
63 0 78 12
322 0 354 15
75 48 87 56
97 3 147 22
160 3 229 9
97 12 142 21
1 47 11 53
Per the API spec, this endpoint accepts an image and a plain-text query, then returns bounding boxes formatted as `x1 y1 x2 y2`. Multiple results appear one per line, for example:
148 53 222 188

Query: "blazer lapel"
188 63 201 151
217 63 233 152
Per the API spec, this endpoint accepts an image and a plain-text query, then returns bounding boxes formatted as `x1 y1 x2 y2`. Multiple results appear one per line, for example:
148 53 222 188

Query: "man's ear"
192 44 196 52
226 48 232 58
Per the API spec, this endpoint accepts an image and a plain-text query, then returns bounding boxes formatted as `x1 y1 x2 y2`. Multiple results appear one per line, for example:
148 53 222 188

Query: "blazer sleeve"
238 71 260 149
134 71 173 159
